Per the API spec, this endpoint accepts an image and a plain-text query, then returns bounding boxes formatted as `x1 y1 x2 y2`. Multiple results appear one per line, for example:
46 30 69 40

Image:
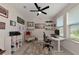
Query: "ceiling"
8 3 68 20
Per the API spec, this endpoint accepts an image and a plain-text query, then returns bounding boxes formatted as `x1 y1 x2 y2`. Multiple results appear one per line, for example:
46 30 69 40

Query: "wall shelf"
45 20 56 30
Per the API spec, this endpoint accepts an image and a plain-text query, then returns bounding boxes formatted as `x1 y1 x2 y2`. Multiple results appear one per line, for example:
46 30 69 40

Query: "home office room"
0 1 79 58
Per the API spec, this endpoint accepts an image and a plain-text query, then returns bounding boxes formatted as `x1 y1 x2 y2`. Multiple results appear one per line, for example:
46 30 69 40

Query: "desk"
50 36 65 52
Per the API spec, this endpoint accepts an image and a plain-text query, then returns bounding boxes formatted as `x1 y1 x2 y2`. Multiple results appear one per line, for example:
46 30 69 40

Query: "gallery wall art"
0 22 5 29
27 22 34 27
35 23 45 29
45 20 56 30
10 20 16 26
27 21 35 30
0 6 8 18
17 16 25 25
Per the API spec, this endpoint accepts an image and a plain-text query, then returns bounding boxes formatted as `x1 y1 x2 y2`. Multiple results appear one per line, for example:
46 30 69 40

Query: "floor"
13 40 73 55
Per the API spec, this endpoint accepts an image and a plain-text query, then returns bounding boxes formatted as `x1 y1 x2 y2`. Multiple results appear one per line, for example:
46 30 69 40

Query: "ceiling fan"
30 3 49 16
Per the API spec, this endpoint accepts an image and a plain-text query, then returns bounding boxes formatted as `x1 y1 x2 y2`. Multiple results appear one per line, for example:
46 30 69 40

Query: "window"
57 16 64 36
68 5 79 41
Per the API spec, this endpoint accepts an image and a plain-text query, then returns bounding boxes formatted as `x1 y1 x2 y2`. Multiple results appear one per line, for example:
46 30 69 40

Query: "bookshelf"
9 32 23 54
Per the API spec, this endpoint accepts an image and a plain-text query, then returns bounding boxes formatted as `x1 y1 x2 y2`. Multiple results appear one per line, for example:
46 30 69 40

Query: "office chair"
43 32 53 51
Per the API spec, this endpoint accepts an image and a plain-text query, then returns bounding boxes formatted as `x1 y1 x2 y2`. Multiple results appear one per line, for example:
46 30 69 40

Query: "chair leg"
43 46 45 49
48 48 50 51
43 45 46 49
49 45 53 49
52 46 53 49
43 44 53 52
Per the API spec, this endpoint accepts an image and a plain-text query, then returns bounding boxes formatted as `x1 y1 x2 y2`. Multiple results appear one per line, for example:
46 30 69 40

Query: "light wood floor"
13 41 73 55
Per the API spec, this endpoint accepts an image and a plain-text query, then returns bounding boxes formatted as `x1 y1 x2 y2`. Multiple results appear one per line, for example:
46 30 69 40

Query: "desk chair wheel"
43 44 54 51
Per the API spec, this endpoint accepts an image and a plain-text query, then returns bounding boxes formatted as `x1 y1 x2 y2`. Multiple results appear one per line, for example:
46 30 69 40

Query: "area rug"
23 41 52 55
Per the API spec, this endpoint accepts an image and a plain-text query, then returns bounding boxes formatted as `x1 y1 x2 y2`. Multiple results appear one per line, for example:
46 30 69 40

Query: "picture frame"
0 6 8 18
35 23 45 29
0 22 5 29
10 20 16 26
27 22 34 27
17 16 25 25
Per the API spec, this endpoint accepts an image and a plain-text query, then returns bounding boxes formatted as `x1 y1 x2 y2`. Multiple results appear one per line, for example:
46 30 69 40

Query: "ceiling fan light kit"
30 3 49 16
38 11 41 14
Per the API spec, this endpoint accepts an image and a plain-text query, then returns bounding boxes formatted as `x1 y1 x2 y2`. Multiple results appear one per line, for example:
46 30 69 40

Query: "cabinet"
9 31 23 54
11 35 23 54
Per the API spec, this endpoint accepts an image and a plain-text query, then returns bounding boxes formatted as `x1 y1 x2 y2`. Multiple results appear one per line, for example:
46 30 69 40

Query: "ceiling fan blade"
41 6 49 10
34 3 40 10
41 11 47 14
30 10 38 12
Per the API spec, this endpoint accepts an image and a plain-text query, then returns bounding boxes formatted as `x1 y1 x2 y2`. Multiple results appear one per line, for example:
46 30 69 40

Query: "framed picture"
27 22 34 27
54 24 56 27
10 20 16 26
35 23 45 29
17 16 25 25
0 6 8 18
0 22 5 29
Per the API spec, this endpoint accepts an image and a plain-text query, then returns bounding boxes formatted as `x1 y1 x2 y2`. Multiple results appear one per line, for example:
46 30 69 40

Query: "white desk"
50 36 65 52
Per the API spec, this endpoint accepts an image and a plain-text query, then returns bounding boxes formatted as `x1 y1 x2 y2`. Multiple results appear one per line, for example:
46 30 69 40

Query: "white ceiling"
8 3 68 20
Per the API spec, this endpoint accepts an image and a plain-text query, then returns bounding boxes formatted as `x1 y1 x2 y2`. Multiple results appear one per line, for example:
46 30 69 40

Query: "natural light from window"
57 16 64 37
68 5 79 42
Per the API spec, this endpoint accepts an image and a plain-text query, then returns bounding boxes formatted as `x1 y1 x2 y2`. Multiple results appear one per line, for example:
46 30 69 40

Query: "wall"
0 4 26 54
28 17 55 41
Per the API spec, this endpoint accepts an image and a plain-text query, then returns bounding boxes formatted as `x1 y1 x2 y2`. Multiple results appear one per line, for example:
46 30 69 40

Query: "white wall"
0 4 26 54
29 17 55 41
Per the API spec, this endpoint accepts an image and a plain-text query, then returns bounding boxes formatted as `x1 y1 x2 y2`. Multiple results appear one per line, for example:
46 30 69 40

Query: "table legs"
58 40 60 52
57 40 63 52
